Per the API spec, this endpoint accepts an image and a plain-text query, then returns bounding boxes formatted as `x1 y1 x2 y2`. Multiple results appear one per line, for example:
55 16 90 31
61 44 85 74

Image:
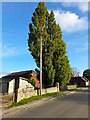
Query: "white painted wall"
19 77 34 90
8 79 15 94
85 81 89 86
8 77 34 95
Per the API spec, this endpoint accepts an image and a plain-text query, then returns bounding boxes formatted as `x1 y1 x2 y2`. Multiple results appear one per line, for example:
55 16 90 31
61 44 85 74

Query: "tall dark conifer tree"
28 2 71 87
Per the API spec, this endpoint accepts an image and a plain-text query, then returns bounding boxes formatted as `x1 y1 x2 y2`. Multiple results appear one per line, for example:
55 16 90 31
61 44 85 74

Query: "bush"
28 79 36 87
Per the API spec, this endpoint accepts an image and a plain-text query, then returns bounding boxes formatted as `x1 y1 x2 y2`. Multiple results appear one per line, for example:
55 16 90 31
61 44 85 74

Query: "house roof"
70 76 89 82
1 70 40 89
1 70 36 79
82 77 89 82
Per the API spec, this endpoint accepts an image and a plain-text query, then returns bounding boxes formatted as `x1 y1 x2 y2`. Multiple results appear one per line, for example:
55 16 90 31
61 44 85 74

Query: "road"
3 88 88 118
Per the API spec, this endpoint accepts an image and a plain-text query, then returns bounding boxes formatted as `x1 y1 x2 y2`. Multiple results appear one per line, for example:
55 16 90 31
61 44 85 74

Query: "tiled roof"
1 70 36 79
70 76 89 82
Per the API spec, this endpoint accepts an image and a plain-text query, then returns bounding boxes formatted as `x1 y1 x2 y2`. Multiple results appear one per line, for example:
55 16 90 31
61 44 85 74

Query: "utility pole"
40 36 42 95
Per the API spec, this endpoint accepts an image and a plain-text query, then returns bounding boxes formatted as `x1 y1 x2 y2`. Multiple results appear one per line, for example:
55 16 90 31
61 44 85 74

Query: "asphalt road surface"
3 88 88 118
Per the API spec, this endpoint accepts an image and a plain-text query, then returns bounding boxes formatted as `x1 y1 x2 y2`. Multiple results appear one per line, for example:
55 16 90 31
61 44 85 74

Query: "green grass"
9 92 60 108
68 87 83 91
8 86 85 108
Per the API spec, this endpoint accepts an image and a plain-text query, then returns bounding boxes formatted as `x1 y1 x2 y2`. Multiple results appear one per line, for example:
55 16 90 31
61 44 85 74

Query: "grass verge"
8 87 85 108
9 92 60 108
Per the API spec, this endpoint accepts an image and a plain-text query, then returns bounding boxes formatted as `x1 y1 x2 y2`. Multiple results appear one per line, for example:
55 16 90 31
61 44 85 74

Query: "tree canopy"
83 69 90 80
28 2 71 87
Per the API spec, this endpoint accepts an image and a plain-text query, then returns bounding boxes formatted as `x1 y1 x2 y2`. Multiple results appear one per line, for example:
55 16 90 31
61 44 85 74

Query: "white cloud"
62 2 88 12
78 3 88 12
0 45 29 58
53 10 87 33
1 45 16 57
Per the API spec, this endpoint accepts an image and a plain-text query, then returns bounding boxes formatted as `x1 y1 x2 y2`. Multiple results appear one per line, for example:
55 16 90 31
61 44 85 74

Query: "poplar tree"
28 2 55 87
48 11 71 86
28 2 71 87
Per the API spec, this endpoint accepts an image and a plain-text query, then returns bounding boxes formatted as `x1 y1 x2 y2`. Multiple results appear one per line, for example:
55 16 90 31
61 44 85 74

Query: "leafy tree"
28 78 36 87
83 69 90 80
35 68 40 80
28 2 71 87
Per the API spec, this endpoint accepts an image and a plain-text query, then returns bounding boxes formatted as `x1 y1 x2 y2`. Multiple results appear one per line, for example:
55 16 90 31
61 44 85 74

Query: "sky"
0 2 88 77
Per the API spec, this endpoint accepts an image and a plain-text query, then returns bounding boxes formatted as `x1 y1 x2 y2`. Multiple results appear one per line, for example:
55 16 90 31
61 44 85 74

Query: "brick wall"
30 71 40 88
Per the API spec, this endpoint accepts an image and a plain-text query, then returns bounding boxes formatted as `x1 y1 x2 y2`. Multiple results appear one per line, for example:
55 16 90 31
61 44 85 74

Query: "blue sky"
1 2 88 77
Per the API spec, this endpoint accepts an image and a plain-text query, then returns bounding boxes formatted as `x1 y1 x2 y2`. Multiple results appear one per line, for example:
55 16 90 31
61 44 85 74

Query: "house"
69 76 89 87
0 70 40 95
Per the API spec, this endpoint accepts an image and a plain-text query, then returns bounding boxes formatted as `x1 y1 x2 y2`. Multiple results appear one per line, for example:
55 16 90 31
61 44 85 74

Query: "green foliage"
83 69 90 80
9 92 60 108
35 68 40 80
28 79 36 87
28 2 71 87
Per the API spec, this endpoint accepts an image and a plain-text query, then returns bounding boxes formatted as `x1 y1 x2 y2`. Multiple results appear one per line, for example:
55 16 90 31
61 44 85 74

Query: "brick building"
69 76 89 87
0 70 40 94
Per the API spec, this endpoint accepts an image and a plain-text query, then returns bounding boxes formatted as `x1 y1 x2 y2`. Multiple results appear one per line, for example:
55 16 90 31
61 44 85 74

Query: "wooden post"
40 36 42 95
